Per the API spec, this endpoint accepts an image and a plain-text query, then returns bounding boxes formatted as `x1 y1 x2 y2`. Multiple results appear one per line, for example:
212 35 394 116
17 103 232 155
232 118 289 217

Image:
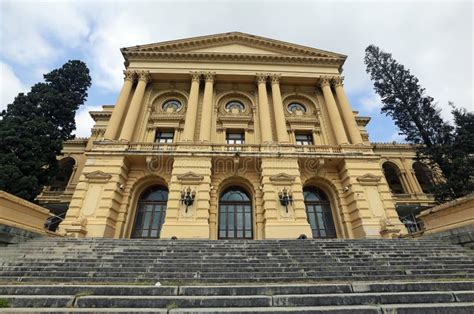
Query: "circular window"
288 102 306 114
162 99 182 112
225 101 245 113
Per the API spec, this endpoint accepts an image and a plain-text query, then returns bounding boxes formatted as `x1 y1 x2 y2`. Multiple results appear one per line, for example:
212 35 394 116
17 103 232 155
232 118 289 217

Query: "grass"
166 302 178 310
0 298 10 308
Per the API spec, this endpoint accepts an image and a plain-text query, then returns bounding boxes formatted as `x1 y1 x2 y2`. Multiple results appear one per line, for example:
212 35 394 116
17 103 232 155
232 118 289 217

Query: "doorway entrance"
303 186 336 238
131 185 168 238
218 186 253 239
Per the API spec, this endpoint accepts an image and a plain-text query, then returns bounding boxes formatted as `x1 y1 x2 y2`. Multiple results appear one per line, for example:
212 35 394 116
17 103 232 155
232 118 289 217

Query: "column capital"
319 76 331 88
255 73 268 84
123 70 136 82
137 70 151 83
190 71 201 82
333 76 344 87
203 71 216 83
270 73 281 84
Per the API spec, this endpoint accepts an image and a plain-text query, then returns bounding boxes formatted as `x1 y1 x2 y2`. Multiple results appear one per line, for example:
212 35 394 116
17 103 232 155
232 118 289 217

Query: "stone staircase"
0 238 474 312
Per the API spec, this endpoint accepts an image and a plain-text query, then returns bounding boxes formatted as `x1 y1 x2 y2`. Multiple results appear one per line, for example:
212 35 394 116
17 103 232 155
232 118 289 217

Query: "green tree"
0 60 91 201
364 45 473 202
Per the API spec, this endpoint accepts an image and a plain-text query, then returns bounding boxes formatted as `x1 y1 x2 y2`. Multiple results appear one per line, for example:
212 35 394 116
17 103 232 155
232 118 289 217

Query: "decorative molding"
356 173 382 186
85 170 112 182
190 71 201 82
123 70 136 82
332 76 344 87
319 77 331 88
270 73 281 84
255 73 268 84
203 71 216 83
270 173 296 183
177 172 204 183
137 70 151 82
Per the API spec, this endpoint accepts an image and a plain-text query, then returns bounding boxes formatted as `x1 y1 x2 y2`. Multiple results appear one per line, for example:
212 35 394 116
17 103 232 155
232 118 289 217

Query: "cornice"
122 32 347 59
124 51 344 67
90 111 112 121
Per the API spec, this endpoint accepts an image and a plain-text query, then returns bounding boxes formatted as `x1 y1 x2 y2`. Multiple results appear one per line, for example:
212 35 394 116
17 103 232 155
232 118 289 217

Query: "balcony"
91 141 373 158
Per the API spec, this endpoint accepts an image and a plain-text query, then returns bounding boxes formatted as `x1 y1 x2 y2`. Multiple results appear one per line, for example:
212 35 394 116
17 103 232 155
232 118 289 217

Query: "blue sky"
1 0 472 142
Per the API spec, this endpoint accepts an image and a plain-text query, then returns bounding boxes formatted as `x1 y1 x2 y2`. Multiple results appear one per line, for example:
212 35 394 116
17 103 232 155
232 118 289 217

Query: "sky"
0 0 472 142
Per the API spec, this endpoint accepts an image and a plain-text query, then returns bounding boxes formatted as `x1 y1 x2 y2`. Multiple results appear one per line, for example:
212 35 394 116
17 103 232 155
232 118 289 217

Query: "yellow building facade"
37 32 437 240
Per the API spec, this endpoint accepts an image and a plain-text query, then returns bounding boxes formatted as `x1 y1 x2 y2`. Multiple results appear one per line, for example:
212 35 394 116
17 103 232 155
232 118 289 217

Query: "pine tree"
364 45 473 202
0 60 91 201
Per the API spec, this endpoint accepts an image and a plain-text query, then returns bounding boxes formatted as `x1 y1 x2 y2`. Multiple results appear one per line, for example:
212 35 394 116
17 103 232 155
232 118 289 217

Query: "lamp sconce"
180 186 196 213
278 187 293 213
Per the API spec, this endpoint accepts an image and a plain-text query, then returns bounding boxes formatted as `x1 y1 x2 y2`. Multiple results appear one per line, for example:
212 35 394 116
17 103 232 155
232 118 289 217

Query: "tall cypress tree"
364 45 473 202
0 60 91 201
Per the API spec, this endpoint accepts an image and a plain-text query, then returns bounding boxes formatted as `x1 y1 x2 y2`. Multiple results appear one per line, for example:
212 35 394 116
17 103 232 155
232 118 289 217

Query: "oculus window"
225 101 245 113
288 102 306 114
162 99 182 112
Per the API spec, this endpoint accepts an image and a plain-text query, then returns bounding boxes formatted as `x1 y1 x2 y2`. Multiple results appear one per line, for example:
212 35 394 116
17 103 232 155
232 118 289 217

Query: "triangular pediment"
270 173 297 183
177 172 204 182
122 32 346 64
188 43 281 55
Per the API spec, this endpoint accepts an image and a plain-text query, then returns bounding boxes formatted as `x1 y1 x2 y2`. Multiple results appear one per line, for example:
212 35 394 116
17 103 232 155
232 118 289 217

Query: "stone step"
1 281 473 296
2 291 473 308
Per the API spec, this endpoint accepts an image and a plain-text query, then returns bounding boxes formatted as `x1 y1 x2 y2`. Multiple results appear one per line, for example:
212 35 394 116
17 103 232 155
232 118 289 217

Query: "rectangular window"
295 133 313 145
155 131 174 143
226 131 245 145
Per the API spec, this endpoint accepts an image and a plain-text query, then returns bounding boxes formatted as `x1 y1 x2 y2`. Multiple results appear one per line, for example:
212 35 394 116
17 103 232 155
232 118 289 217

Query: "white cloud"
359 93 382 112
388 131 406 144
1 1 472 140
0 2 90 66
74 105 102 138
0 62 27 111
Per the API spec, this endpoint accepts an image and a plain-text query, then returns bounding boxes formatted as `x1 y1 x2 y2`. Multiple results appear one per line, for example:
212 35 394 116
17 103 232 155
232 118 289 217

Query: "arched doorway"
303 187 336 238
218 186 253 239
131 185 168 238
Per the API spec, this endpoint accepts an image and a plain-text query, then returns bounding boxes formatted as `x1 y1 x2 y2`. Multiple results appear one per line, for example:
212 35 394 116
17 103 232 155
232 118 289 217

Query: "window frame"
155 130 175 144
295 132 313 146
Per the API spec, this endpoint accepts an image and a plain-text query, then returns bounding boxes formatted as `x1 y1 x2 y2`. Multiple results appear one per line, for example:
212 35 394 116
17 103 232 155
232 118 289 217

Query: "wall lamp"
181 186 196 212
278 187 293 213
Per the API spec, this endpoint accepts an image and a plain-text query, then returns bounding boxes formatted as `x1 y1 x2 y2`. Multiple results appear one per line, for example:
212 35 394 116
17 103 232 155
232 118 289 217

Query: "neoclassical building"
37 32 437 240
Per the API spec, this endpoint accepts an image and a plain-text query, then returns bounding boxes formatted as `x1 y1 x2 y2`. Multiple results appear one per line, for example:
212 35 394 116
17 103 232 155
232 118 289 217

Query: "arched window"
219 186 252 239
288 102 306 114
131 185 168 238
413 162 434 193
225 101 245 113
382 162 405 194
303 187 336 238
49 157 75 191
162 99 182 112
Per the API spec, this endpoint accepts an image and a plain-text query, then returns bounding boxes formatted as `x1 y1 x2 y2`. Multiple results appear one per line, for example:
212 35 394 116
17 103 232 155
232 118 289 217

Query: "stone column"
256 74 273 143
270 74 290 143
104 70 136 140
119 71 151 141
181 72 201 141
320 77 348 145
199 72 215 142
333 77 364 144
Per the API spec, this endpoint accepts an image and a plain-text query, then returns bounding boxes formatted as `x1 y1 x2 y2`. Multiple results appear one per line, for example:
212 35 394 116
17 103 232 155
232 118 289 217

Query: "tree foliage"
364 45 473 202
0 60 91 201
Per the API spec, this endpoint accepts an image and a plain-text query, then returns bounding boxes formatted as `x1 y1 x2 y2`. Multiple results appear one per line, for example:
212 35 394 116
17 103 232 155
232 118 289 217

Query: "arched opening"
131 185 168 238
382 162 405 194
413 162 434 193
218 186 253 239
49 157 75 191
303 187 336 238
